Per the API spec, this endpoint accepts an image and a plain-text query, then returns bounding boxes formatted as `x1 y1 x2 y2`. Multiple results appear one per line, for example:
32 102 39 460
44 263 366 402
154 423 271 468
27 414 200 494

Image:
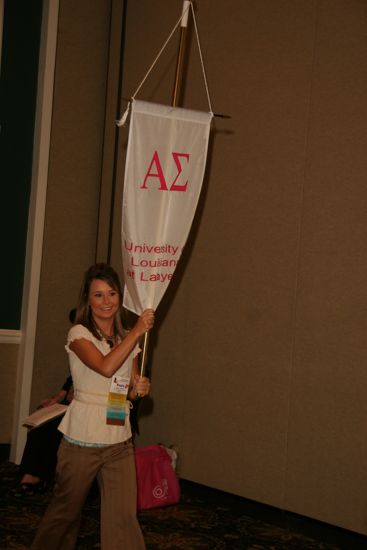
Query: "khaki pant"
31 437 145 550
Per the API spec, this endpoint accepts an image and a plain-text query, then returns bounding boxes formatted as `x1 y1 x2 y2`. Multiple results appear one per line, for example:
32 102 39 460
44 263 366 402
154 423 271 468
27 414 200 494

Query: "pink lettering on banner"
141 151 168 190
124 240 180 256
140 272 173 283
170 153 189 192
123 239 182 286
130 257 177 268
140 151 189 192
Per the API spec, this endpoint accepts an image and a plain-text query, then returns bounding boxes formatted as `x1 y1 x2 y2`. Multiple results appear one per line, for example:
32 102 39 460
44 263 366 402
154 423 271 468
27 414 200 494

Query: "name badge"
106 376 129 426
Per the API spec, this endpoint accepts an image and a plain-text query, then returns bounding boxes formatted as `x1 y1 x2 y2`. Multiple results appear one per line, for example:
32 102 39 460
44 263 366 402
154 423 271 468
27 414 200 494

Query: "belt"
74 389 108 405
63 436 133 448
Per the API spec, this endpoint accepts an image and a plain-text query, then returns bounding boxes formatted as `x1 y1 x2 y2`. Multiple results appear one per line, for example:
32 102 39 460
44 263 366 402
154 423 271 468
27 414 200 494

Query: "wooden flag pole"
140 1 191 378
140 332 150 378
172 1 191 107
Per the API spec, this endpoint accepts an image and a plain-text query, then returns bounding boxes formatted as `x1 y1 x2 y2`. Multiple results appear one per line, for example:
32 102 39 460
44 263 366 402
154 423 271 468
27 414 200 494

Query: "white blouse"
58 324 139 445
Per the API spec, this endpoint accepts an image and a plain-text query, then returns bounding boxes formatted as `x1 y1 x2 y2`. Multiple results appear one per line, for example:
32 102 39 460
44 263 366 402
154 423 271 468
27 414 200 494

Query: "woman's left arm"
128 356 151 400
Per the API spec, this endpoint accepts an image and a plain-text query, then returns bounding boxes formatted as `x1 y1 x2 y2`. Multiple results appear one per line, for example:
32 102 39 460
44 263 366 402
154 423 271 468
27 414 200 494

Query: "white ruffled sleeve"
65 324 94 353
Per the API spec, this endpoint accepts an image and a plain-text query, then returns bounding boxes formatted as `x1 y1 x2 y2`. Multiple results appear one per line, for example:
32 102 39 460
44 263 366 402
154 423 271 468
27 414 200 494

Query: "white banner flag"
121 100 213 315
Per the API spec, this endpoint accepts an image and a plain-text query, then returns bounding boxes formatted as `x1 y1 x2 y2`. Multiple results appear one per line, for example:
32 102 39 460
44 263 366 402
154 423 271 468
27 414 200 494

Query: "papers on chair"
23 403 68 429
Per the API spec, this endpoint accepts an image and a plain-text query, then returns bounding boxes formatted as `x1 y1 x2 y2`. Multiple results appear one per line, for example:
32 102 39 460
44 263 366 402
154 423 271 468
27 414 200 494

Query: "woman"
31 263 155 550
17 376 73 495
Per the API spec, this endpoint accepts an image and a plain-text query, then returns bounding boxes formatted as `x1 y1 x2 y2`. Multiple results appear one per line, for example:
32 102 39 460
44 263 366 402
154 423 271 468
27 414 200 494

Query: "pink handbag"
134 445 180 510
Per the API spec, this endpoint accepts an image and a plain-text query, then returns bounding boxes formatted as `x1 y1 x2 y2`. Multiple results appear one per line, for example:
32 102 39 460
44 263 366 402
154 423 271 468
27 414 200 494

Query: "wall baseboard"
0 330 21 345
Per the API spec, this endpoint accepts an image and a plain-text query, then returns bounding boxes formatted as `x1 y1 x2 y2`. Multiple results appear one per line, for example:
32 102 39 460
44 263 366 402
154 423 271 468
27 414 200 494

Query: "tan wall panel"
285 0 367 533
31 0 113 408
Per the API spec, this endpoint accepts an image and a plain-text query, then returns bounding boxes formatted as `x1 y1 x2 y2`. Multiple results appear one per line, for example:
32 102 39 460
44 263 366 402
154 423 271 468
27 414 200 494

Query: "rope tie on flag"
116 1 213 127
